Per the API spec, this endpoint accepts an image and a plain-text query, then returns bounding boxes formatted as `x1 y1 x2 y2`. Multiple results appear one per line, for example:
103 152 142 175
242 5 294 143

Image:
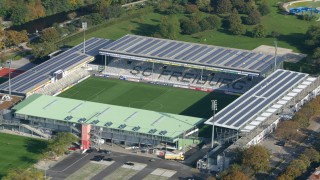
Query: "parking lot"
46 150 206 180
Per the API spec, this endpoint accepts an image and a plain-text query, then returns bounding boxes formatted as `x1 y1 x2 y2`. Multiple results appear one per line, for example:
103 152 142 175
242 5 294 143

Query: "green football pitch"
0 133 47 178
58 77 238 119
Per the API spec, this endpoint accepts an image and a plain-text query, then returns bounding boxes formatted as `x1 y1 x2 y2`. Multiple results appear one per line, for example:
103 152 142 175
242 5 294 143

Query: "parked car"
124 161 134 166
104 157 113 161
91 155 105 162
99 149 111 154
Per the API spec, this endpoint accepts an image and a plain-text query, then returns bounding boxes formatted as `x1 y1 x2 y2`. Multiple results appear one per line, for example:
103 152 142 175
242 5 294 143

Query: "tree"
305 24 320 48
45 132 79 157
220 164 249 180
185 4 199 14
26 0 46 21
245 9 261 25
3 167 43 180
252 24 267 38
41 28 60 43
205 15 221 29
302 147 320 163
243 0 257 14
31 42 57 59
159 15 180 39
196 0 211 12
231 0 246 13
10 4 28 25
313 47 320 67
103 5 124 19
216 0 233 14
4 30 28 47
199 18 211 31
258 0 270 16
180 18 201 34
285 159 308 178
94 0 112 14
157 0 171 12
68 12 77 20
228 9 245 35
242 145 270 173
274 121 300 141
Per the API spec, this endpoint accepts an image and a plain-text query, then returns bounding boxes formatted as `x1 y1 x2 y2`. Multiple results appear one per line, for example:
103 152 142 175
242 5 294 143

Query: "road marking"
48 153 89 172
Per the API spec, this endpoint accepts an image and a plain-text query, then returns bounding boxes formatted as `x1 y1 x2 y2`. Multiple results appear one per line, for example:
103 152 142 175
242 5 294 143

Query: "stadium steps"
20 124 50 139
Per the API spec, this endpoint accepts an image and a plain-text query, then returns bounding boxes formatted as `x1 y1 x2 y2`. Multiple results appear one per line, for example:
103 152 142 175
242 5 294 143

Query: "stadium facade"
12 94 204 150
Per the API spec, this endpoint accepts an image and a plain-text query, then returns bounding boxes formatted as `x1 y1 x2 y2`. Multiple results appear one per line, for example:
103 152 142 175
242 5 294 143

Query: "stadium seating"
103 59 262 93
37 68 90 95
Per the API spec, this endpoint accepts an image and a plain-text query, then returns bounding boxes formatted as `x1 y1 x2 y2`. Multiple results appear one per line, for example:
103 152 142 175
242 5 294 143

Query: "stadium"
0 34 320 172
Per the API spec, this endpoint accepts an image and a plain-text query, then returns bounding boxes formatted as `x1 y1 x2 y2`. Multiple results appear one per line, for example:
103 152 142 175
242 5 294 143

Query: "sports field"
0 133 47 178
58 77 238 119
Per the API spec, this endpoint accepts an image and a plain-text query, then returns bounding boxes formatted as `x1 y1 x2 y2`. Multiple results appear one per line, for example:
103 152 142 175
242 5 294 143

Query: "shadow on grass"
179 91 238 138
130 20 158 36
277 33 309 54
20 156 38 164
24 138 48 154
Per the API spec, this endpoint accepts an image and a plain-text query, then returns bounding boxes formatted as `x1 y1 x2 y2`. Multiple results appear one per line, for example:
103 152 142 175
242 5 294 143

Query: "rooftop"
0 38 112 95
205 69 313 131
99 34 281 75
13 94 205 139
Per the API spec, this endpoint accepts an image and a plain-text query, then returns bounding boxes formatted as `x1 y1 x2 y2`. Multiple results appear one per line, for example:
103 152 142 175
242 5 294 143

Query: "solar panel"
223 52 249 67
191 47 215 62
205 49 231 64
150 42 177 56
255 71 290 96
248 55 273 70
174 45 200 59
110 36 137 51
230 52 256 67
165 44 191 58
215 50 239 65
158 43 184 57
127 39 153 53
198 48 224 63
102 35 131 50
117 38 142 51
141 40 166 54
240 54 264 68
183 46 207 60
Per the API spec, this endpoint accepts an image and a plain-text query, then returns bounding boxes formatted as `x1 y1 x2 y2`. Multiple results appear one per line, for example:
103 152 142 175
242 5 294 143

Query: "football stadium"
0 34 320 172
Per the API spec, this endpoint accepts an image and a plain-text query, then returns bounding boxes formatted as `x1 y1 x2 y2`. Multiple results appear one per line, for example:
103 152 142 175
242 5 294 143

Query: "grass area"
0 133 47 178
66 162 107 180
58 77 237 118
66 0 318 53
288 1 320 8
103 167 138 180
143 174 168 180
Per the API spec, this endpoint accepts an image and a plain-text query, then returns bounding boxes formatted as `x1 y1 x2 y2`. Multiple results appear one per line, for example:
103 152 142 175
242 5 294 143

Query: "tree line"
0 0 139 26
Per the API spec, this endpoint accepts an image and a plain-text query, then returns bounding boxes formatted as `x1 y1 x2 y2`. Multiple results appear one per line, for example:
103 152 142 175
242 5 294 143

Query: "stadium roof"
0 38 112 95
205 69 313 131
99 34 281 75
13 94 205 139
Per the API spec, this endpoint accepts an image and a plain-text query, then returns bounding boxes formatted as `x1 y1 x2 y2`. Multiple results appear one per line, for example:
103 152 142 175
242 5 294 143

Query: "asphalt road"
47 151 207 180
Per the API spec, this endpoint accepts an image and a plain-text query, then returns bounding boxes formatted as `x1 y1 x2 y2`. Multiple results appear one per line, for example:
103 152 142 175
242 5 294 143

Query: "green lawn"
66 0 318 53
58 77 237 119
0 133 47 178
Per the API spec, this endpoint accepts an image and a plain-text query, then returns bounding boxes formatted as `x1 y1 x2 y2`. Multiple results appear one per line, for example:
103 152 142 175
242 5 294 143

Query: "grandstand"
0 38 112 96
101 58 262 93
201 69 320 171
12 94 205 149
99 34 283 77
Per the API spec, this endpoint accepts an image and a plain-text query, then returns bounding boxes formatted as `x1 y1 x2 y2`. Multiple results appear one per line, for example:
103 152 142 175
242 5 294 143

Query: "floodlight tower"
274 40 278 72
82 22 87 54
211 100 217 148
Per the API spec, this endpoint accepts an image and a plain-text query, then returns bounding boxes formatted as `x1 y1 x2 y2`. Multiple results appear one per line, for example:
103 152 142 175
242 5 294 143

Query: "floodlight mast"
274 40 278 72
211 100 217 148
82 22 87 53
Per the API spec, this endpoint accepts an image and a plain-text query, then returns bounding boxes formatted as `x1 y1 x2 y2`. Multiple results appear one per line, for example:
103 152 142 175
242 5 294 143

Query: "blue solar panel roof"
0 38 113 94
99 34 283 74
206 69 309 130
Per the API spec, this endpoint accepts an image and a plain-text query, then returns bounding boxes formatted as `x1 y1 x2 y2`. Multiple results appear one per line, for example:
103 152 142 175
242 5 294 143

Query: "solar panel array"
209 69 309 130
100 34 279 74
0 38 112 94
